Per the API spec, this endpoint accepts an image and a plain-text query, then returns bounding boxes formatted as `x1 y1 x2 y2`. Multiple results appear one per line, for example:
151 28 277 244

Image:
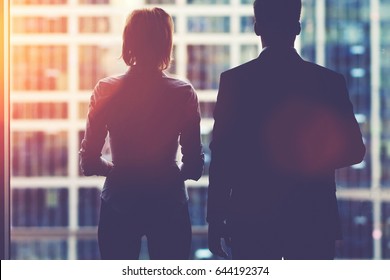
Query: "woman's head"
122 7 173 70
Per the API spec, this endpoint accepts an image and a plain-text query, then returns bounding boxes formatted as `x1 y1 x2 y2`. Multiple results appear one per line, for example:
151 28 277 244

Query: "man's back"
207 47 365 259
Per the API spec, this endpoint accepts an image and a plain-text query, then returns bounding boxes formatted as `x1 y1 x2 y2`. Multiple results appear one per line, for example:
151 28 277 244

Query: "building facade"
9 0 390 259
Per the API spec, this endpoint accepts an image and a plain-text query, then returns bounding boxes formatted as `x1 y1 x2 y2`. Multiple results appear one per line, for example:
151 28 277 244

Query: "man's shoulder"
300 60 344 81
220 59 259 78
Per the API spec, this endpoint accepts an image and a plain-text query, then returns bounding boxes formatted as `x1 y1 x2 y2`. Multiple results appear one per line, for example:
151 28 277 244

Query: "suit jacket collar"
257 47 303 64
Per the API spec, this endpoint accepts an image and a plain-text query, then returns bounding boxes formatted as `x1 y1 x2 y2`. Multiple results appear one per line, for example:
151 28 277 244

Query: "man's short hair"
254 0 302 34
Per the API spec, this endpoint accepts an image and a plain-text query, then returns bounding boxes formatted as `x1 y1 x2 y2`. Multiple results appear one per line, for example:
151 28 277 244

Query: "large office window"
8 0 390 260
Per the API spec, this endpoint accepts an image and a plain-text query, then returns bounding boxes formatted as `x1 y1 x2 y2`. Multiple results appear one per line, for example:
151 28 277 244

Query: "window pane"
145 0 175 4
12 46 67 91
383 202 390 259
187 0 229 4
187 45 230 90
240 44 259 64
79 0 109 4
78 46 109 90
11 240 67 260
187 17 230 33
13 17 67 33
12 188 69 227
13 102 68 119
12 0 67 4
12 131 68 177
78 188 100 227
240 16 254 33
77 239 99 259
79 17 110 33
188 187 207 226
336 200 373 259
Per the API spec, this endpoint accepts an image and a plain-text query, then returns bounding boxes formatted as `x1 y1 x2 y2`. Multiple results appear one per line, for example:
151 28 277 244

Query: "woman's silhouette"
79 7 204 260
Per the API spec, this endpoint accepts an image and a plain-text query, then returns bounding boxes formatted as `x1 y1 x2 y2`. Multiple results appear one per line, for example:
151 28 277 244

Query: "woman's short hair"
122 7 173 70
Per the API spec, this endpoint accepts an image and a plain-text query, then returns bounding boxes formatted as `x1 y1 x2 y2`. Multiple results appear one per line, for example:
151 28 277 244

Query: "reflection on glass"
12 131 68 177
187 45 230 90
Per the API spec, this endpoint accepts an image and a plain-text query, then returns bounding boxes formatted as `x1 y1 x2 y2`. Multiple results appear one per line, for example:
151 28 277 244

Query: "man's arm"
331 74 366 169
207 72 235 258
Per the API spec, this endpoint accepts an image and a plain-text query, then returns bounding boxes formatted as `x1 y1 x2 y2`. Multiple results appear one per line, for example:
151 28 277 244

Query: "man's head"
253 0 302 47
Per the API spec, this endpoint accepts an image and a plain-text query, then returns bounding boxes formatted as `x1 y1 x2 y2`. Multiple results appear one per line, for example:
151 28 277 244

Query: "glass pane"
240 16 254 33
187 45 230 90
12 46 67 91
145 0 175 4
78 46 110 90
187 16 230 33
79 17 110 33
336 200 373 259
12 17 67 33
13 102 68 119
12 131 68 177
187 0 229 4
12 188 69 227
78 188 100 227
11 240 67 260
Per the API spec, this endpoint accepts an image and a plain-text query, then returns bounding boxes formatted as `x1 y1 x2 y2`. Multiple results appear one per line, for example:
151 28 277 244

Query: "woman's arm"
179 86 204 181
79 80 114 176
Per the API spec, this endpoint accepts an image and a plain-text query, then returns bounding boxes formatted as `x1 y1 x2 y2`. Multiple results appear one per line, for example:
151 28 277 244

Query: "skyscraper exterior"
9 0 390 259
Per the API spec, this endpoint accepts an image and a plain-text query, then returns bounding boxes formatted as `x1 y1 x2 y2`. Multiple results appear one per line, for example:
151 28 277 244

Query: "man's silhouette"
207 0 366 260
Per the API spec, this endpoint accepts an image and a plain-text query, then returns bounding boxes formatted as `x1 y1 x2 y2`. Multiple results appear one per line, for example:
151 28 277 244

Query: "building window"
12 131 68 177
12 17 67 34
78 45 109 90
11 240 68 260
145 0 175 4
12 45 68 91
79 0 109 4
187 0 230 4
336 200 373 259
240 16 254 33
13 102 68 119
12 188 69 227
12 0 68 5
240 44 259 64
187 16 230 33
187 45 230 90
79 17 110 33
78 188 101 227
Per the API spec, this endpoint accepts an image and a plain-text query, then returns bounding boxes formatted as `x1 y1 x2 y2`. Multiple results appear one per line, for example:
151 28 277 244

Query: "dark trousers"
98 198 192 260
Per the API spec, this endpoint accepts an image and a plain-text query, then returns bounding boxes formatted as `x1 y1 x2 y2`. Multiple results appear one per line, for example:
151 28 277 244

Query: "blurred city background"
9 0 390 259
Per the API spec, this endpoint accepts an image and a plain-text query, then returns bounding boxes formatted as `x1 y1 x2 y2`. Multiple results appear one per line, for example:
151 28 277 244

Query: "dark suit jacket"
80 67 204 208
207 48 365 238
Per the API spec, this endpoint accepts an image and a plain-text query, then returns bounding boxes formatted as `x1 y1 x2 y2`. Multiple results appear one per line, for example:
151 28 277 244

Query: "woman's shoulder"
162 73 195 95
91 73 128 104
